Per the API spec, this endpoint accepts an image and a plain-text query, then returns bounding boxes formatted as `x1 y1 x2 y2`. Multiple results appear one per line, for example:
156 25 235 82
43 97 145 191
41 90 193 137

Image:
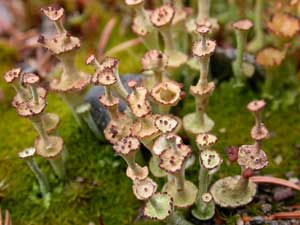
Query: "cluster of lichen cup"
3 1 275 224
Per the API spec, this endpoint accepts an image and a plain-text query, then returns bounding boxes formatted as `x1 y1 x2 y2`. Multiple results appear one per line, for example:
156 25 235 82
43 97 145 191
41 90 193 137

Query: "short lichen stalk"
48 156 66 180
31 116 66 180
248 0 264 53
19 148 50 197
113 137 148 181
76 102 103 140
247 100 269 154
193 134 220 220
159 135 197 208
14 80 31 101
27 158 50 195
31 116 50 145
236 168 250 191
88 55 129 102
113 68 130 101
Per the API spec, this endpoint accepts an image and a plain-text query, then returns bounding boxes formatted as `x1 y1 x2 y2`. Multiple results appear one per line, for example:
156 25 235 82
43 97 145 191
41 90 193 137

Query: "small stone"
265 221 279 225
290 219 300 225
274 155 283 165
273 187 294 201
261 203 272 214
277 220 291 225
250 216 265 225
288 177 299 184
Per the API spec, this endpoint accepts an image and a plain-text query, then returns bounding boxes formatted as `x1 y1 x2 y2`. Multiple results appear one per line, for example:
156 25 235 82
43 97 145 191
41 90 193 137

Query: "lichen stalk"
236 174 249 192
143 30 160 50
195 95 209 126
197 0 211 22
31 116 49 145
123 153 138 172
111 69 129 102
248 0 264 53
150 196 160 209
61 93 83 127
167 211 193 225
54 19 66 34
233 29 247 86
134 4 151 29
134 4 159 49
76 102 102 139
49 155 66 180
198 165 209 196
263 69 275 99
197 57 210 89
161 28 176 54
57 53 82 87
30 86 39 105
26 157 50 196
12 81 30 100
174 0 183 9
174 168 186 192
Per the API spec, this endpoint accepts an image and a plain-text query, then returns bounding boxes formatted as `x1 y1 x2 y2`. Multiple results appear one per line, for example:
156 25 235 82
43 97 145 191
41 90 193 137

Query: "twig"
105 38 143 56
250 176 300 191
97 17 117 59
266 211 300 220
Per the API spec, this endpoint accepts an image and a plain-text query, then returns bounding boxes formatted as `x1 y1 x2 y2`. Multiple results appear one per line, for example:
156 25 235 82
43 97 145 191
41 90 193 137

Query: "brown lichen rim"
4 68 22 83
40 6 64 21
150 81 182 106
192 40 216 58
133 177 157 200
141 49 168 72
113 136 141 156
154 114 178 133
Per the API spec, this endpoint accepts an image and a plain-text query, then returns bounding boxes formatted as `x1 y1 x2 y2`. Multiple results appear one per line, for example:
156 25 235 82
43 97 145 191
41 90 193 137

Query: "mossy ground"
1 73 300 225
0 1 300 224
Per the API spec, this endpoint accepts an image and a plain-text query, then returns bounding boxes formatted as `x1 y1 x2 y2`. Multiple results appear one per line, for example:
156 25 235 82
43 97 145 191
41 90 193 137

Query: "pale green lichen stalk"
232 19 254 87
248 0 264 53
19 148 50 197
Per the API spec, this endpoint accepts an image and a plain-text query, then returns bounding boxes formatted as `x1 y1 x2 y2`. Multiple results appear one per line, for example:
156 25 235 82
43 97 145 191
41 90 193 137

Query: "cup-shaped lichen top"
133 177 157 200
